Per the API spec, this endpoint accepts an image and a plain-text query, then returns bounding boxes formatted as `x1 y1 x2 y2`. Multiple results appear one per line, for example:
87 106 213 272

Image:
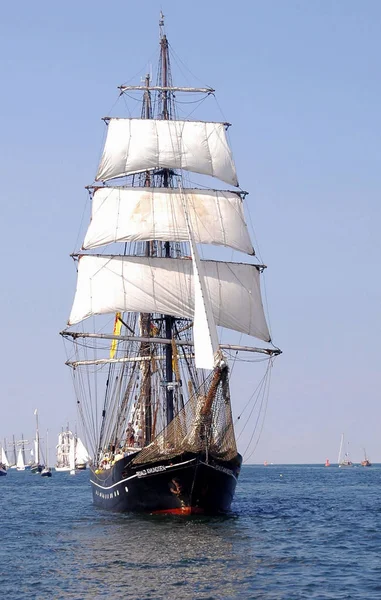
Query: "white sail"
83 187 253 254
75 438 91 465
96 119 238 186
1 447 9 467
180 186 219 369
68 255 270 342
16 448 25 470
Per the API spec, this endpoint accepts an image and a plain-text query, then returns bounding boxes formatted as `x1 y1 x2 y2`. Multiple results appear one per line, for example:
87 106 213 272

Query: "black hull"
91 452 242 514
0 470 6 476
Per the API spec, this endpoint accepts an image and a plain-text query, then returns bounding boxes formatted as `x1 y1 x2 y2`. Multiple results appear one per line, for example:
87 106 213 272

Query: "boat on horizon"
325 458 330 467
56 428 91 472
338 433 354 468
1 446 9 475
41 430 52 477
61 14 280 514
361 448 372 467
30 410 45 474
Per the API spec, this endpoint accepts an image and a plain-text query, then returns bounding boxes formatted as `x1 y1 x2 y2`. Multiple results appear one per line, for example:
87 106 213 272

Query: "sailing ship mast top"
119 14 215 97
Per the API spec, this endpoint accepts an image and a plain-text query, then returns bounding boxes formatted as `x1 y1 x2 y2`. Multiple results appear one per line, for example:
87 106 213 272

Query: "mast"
337 433 344 464
159 13 174 425
140 72 153 445
34 409 40 465
12 434 16 466
21 433 26 464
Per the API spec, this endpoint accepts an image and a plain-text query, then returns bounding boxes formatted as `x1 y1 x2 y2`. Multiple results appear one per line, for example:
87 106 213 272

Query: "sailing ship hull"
0 468 7 476
90 452 242 514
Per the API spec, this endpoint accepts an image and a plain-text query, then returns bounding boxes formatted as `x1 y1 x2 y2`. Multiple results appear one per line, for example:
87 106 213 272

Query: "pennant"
110 313 122 359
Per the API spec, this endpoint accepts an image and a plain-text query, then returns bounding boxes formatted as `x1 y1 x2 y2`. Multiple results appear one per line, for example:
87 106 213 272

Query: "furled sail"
83 187 254 254
96 119 238 186
68 255 270 342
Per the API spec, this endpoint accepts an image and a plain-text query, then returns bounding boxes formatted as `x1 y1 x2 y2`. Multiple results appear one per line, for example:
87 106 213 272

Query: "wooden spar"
60 331 281 356
66 354 195 368
70 254 267 271
118 85 215 93
101 117 231 128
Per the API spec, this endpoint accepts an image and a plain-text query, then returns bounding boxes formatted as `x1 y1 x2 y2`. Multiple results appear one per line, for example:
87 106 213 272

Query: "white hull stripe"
90 458 197 491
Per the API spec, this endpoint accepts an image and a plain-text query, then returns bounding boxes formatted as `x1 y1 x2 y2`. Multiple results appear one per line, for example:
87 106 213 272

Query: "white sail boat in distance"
0 446 9 476
56 429 90 472
16 448 25 471
338 433 354 467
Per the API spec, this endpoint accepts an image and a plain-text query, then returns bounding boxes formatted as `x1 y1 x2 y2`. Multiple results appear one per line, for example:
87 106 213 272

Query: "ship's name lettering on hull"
210 464 234 477
136 465 167 477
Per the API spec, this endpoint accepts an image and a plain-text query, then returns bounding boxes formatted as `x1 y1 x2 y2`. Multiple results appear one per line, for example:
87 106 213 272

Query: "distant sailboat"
16 448 25 471
0 446 8 476
56 429 90 472
361 448 372 467
31 409 44 473
325 458 330 467
338 433 353 468
56 429 72 472
75 436 91 470
41 430 52 477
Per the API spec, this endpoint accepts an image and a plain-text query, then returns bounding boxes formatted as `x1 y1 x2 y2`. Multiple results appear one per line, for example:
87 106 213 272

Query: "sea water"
1 465 381 599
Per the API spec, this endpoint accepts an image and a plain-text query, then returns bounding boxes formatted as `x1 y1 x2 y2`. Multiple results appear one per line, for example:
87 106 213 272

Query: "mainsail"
68 255 270 342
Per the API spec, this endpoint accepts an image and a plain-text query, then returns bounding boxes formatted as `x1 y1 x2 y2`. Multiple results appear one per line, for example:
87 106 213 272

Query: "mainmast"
159 13 175 425
140 73 153 444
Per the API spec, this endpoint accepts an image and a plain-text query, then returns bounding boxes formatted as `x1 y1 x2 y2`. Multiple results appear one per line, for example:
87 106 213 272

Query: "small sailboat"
0 446 9 475
40 430 52 477
338 433 353 467
325 458 330 467
74 435 91 470
361 448 372 467
16 448 26 471
30 409 44 473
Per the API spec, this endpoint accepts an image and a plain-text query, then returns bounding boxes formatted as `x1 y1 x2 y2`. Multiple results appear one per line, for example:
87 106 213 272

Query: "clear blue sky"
1 1 380 464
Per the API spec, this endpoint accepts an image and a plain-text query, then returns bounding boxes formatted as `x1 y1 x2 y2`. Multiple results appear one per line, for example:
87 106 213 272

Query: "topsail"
83 187 253 254
96 119 238 186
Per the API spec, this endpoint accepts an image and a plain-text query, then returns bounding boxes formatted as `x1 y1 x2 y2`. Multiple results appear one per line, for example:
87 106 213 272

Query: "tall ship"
56 429 91 472
61 16 280 514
